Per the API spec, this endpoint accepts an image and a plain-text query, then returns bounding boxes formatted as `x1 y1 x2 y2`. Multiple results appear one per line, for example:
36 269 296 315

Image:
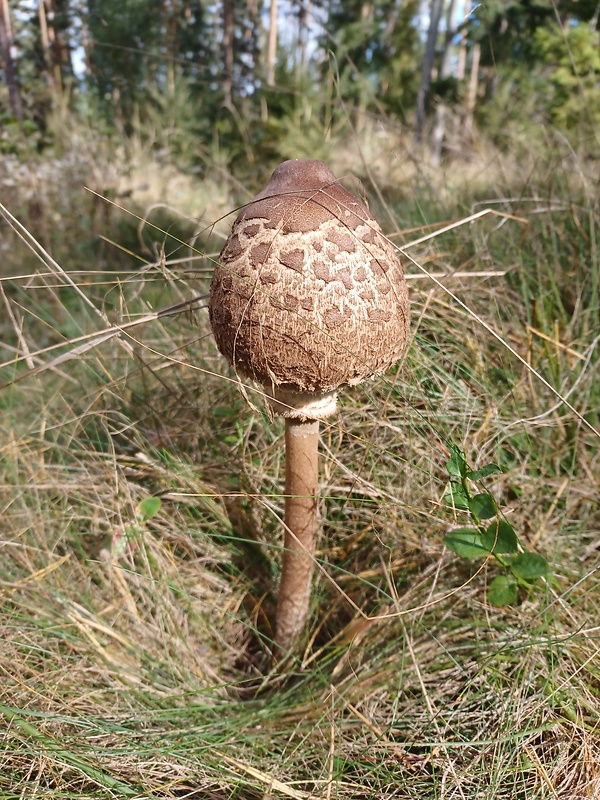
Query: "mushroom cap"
209 159 410 415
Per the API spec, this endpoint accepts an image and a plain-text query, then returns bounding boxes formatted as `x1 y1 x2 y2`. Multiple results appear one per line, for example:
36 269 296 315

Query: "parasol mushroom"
209 159 410 654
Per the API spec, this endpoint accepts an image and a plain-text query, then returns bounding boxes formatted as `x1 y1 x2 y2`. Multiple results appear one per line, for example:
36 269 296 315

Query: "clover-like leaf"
481 520 519 554
444 528 489 559
510 552 549 581
446 447 468 479
138 496 162 522
488 575 518 606
468 463 502 481
469 493 497 520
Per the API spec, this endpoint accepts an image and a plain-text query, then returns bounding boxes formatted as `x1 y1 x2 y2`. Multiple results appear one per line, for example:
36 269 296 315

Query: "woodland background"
2 0 599 170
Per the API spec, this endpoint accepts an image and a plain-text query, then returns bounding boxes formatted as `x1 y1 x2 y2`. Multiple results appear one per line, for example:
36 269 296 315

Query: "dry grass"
1 128 599 798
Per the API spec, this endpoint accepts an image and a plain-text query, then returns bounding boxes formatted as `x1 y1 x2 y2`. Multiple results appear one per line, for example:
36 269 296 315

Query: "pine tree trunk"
222 0 234 106
297 0 311 81
463 41 480 140
267 0 278 86
165 0 179 94
246 0 260 93
415 0 444 142
54 0 74 79
0 0 24 121
456 0 471 80
38 0 65 101
440 0 457 78
431 0 458 164
431 101 446 166
76 0 92 78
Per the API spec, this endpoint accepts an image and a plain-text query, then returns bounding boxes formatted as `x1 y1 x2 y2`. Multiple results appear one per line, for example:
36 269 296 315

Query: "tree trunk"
431 101 446 166
38 0 65 98
296 0 311 82
414 0 444 142
266 0 278 86
54 0 74 79
246 0 260 94
431 0 458 165
440 0 457 78
456 0 471 80
77 0 93 78
165 0 179 94
222 0 234 106
0 0 24 121
463 40 480 140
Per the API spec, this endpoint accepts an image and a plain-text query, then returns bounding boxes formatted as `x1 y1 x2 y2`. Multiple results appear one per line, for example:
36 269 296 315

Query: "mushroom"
209 159 410 654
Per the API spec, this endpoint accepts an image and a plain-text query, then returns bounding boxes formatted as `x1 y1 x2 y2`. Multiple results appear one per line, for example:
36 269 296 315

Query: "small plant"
443 445 549 606
110 496 162 560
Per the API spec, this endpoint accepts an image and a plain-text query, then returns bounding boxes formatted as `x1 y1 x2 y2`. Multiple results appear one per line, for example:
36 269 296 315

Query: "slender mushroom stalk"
209 159 410 654
277 417 319 649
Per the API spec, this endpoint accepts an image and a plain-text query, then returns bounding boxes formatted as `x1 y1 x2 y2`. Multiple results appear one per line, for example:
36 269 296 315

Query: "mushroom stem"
275 417 320 653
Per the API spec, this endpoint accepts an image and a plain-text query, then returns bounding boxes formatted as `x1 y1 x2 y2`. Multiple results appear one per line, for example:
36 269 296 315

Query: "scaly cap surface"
209 159 410 417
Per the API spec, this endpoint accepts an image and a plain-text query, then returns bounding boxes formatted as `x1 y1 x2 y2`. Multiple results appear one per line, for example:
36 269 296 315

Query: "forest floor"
1 127 599 799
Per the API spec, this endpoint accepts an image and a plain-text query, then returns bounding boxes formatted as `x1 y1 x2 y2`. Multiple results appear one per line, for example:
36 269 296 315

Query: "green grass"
1 129 599 798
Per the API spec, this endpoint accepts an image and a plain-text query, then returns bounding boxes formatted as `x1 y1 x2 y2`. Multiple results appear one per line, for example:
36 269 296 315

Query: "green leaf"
482 520 519 554
446 447 469 479
468 463 503 481
469 493 497 520
138 497 161 522
444 528 489 559
488 575 518 606
444 483 470 511
212 406 236 418
510 552 549 581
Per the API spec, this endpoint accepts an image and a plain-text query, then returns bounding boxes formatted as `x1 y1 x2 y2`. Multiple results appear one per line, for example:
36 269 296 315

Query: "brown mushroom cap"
209 159 410 417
